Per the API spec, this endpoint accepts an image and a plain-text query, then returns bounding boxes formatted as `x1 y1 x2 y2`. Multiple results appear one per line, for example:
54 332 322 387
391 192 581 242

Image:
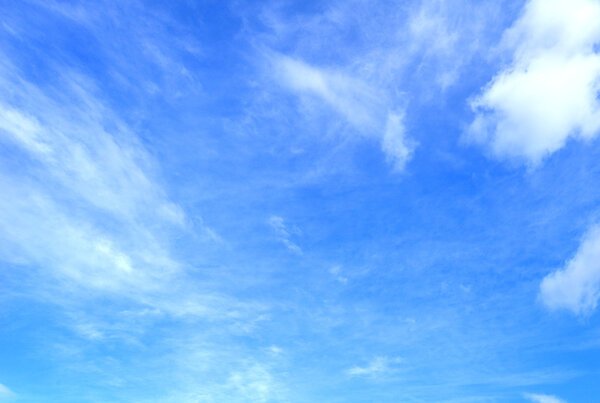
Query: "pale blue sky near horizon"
1 0 600 402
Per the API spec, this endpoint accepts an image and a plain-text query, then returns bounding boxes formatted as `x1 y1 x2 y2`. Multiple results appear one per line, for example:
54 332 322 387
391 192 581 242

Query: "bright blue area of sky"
1 1 600 402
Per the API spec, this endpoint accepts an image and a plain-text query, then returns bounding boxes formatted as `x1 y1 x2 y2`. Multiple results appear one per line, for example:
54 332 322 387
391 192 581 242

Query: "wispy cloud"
0 59 183 295
524 392 567 403
468 0 600 165
25 0 203 99
0 49 260 349
0 4 284 401
268 215 302 254
329 265 348 284
271 54 415 172
227 364 282 403
272 54 382 130
382 112 415 172
249 0 503 173
0 384 14 400
346 356 402 378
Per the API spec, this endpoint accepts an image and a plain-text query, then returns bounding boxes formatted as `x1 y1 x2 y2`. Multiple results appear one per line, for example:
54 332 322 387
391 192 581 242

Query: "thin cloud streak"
524 392 567 403
271 53 415 172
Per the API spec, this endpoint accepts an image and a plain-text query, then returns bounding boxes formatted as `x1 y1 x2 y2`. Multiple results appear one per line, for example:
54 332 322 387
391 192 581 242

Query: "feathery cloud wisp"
524 392 567 403
0 383 14 400
272 54 415 172
0 60 182 295
346 357 401 378
268 215 302 254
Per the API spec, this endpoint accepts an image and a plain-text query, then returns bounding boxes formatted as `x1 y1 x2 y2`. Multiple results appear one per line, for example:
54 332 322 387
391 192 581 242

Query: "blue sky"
1 0 600 402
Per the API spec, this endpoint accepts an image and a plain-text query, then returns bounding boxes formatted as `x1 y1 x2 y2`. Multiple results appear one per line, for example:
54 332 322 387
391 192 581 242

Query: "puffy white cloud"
524 393 567 403
540 225 600 314
468 0 600 165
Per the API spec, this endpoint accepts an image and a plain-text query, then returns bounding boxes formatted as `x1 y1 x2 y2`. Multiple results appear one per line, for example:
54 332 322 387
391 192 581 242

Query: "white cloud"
267 345 283 355
346 356 402 378
268 215 302 254
254 0 505 173
0 60 183 295
407 0 466 90
382 112 415 172
468 0 600 165
227 364 280 403
0 383 14 399
0 58 261 340
27 0 202 99
272 54 380 130
540 225 600 314
329 265 348 284
0 59 275 400
524 393 567 403
272 54 414 171
0 182 168 292
0 98 184 226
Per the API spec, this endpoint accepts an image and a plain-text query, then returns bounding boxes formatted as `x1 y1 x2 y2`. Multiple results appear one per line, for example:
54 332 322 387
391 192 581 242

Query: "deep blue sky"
1 0 600 402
